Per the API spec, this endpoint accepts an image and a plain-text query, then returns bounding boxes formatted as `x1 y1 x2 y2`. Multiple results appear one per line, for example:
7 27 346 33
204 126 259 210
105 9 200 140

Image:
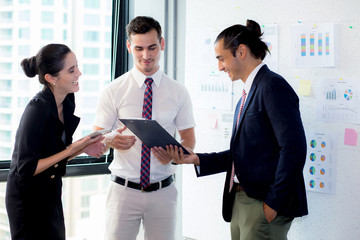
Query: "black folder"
119 119 190 154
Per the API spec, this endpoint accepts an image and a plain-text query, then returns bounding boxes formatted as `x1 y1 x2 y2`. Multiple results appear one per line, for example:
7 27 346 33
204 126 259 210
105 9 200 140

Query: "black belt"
233 182 245 192
111 174 174 192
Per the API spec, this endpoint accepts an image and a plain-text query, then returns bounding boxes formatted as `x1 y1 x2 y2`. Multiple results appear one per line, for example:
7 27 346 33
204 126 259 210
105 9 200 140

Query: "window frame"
0 0 130 182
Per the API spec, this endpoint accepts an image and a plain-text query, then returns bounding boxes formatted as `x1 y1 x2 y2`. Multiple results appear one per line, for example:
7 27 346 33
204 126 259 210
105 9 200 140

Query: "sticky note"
298 80 312 96
344 128 358 146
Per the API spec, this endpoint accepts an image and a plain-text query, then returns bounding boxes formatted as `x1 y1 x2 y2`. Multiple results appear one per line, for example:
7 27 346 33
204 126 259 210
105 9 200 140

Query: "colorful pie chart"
310 153 316 161
309 180 315 188
309 166 315 175
310 140 316 148
344 89 353 101
319 182 325 188
320 168 325 175
321 155 326 161
321 141 326 148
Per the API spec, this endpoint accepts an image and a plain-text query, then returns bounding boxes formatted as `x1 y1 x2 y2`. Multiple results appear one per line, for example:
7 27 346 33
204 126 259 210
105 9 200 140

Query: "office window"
0 114 11 125
18 28 30 39
105 15 111 27
63 30 67 41
0 29 12 40
84 47 99 58
0 80 11 91
83 64 99 75
0 97 11 108
17 79 30 92
0 147 11 158
0 0 13 6
41 29 53 40
104 48 110 59
17 97 29 108
81 113 95 125
63 13 67 24
84 14 100 26
0 0 129 238
84 0 99 9
0 63 11 74
18 10 30 21
81 211 90 219
18 45 30 56
81 97 98 108
0 12 13 23
81 177 97 191
42 0 53 6
104 64 111 75
83 80 98 91
105 31 111 43
0 131 11 142
0 46 12 57
41 11 54 23
84 31 99 42
81 195 90 208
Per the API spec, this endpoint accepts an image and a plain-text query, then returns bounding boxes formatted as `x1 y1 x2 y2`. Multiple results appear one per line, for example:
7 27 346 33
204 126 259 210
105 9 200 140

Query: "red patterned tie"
140 77 153 189
229 89 247 192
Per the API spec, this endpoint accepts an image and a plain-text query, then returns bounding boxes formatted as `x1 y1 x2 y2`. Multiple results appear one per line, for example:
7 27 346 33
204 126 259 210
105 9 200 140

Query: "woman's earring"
53 83 56 86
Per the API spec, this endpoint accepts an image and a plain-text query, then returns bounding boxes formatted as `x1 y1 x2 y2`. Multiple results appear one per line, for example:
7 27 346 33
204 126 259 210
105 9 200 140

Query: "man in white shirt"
93 16 196 240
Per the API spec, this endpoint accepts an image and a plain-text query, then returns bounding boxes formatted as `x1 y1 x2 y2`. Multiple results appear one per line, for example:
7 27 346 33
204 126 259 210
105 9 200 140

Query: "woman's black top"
6 87 80 240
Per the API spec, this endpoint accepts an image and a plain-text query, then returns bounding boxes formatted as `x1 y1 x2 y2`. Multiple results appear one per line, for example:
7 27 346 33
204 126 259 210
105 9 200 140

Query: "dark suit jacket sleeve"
196 150 230 177
13 99 49 182
262 77 307 212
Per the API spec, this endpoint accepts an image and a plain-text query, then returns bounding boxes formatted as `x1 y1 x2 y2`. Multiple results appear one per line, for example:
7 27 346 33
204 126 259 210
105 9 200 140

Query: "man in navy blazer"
158 20 308 240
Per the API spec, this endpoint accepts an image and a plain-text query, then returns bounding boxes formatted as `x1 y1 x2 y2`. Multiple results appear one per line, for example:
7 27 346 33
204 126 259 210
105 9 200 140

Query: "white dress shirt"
94 67 195 183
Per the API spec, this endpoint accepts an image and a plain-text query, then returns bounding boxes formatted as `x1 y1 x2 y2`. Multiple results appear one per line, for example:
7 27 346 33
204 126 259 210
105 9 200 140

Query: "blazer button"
54 164 58 168
51 175 55 179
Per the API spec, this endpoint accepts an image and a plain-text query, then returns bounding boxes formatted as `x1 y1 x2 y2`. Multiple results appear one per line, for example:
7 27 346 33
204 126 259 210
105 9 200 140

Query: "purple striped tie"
140 77 153 189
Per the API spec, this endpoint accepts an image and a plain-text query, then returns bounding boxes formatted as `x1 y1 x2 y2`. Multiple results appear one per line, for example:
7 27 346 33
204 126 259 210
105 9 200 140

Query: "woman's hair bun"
246 19 262 37
21 56 37 77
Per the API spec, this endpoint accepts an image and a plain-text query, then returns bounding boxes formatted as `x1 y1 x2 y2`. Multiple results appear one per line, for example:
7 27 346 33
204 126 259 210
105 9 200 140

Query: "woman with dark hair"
5 43 105 240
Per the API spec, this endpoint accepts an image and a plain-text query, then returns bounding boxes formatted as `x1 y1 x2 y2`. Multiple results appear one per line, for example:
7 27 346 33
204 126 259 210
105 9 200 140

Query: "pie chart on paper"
344 89 353 100
309 166 315 175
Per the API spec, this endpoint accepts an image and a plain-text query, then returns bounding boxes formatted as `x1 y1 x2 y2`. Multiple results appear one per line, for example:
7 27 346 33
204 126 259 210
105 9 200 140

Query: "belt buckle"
141 186 145 192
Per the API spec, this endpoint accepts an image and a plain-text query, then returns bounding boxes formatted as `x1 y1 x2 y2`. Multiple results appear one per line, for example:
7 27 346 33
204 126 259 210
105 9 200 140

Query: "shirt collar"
131 67 162 88
243 62 265 94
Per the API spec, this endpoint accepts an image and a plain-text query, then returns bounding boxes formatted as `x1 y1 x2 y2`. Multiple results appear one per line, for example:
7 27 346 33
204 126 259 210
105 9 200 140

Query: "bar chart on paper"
291 23 335 67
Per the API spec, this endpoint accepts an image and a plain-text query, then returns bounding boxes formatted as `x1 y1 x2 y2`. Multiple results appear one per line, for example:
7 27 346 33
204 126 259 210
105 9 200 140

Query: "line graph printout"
317 78 360 124
291 23 335 67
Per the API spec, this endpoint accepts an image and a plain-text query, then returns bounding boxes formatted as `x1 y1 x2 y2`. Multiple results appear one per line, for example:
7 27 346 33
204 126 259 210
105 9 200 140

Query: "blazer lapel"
231 65 269 140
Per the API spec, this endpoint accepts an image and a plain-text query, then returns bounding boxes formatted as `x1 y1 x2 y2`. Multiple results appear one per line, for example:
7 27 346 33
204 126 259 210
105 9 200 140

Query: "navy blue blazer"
197 65 308 222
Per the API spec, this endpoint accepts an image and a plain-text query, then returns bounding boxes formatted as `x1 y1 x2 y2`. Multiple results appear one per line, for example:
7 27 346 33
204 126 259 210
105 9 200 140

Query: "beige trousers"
105 180 178 240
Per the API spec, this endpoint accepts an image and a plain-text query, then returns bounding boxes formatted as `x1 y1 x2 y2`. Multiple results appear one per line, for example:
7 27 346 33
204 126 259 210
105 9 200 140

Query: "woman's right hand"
68 135 103 156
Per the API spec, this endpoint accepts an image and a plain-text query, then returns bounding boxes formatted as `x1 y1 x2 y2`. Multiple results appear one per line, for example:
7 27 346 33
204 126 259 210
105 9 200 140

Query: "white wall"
183 0 360 239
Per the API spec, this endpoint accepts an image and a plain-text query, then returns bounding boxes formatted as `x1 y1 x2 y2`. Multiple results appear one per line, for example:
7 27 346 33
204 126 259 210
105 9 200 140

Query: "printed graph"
291 23 335 67
299 32 330 57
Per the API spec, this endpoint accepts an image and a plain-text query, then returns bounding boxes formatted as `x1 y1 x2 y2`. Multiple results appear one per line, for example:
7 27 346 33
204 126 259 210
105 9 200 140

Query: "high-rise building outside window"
0 0 113 239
